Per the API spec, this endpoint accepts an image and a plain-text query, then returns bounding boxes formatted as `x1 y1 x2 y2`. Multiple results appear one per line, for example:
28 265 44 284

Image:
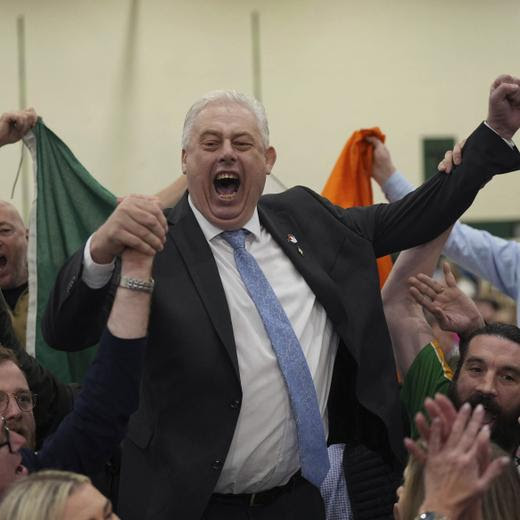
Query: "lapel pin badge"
287 234 303 255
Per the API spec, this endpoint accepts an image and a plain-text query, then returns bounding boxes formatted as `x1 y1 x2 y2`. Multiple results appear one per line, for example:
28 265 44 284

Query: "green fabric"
400 342 453 439
28 119 116 384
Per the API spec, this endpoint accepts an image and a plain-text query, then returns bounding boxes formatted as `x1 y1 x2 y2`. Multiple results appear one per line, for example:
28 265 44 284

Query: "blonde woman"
0 470 118 520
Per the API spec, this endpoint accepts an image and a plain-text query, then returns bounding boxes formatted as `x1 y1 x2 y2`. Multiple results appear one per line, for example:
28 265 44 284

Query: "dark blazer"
22 331 146 479
42 124 520 519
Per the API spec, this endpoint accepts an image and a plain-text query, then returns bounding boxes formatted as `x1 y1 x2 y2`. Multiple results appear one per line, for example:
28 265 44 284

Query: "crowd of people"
0 74 519 519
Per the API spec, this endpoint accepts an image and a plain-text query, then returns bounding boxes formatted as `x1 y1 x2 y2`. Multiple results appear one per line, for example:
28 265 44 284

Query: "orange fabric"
321 127 393 287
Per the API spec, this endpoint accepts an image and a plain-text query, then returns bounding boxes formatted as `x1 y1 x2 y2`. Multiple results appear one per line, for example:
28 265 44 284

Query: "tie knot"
221 229 248 250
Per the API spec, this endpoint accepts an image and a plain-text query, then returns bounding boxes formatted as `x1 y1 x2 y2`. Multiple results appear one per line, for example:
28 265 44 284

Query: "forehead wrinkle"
199 129 256 140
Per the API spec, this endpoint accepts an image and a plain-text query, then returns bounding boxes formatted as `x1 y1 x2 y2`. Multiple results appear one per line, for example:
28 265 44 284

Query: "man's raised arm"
42 194 166 350
381 227 452 377
369 88 520 309
25 245 155 476
363 77 520 257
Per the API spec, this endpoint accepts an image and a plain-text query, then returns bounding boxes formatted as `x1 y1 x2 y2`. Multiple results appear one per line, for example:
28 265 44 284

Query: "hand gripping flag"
321 128 393 287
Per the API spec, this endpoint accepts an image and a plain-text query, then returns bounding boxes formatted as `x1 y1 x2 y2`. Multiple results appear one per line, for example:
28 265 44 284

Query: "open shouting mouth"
214 172 240 200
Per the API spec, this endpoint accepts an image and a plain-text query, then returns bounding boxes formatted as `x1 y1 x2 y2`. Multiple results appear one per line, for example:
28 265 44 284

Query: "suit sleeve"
23 329 146 476
339 123 520 257
42 247 119 351
381 168 520 301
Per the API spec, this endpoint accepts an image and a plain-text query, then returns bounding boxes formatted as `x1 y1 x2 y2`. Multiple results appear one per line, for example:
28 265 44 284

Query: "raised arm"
371 130 520 305
365 86 520 256
42 194 167 350
27 246 154 476
381 227 451 377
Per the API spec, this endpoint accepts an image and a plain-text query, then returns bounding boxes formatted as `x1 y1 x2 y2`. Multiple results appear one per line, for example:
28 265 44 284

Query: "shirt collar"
188 195 261 243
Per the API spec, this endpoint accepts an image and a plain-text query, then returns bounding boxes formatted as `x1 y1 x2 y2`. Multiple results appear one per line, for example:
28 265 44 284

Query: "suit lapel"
167 198 240 380
258 204 349 337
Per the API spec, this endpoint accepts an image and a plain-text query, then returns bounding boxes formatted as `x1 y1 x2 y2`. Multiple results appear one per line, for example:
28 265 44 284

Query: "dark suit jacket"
42 124 520 519
22 331 145 479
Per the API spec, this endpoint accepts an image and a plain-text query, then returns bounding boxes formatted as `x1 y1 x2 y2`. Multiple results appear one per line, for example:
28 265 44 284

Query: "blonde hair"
0 470 90 520
399 443 520 520
397 447 426 520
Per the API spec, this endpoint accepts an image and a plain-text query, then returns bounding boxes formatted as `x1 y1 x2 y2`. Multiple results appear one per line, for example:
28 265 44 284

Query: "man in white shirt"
43 78 520 520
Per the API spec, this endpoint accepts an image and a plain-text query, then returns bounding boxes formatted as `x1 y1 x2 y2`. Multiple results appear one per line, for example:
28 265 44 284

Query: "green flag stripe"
24 119 116 383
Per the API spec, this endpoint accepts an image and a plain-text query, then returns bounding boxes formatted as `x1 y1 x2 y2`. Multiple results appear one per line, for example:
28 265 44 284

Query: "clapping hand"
406 397 510 519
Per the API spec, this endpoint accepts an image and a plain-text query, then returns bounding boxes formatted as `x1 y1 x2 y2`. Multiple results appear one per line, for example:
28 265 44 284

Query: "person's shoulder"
407 341 454 382
260 185 315 202
260 185 334 212
164 192 191 224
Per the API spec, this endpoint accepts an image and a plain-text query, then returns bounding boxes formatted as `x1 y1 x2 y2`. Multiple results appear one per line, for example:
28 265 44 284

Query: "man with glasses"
0 243 161 499
0 347 36 452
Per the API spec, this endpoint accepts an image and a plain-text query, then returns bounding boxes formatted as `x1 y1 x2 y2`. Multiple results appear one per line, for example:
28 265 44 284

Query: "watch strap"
119 275 155 293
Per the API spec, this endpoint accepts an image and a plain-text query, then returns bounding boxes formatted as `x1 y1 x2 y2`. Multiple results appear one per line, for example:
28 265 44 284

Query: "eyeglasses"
0 416 14 453
0 390 37 414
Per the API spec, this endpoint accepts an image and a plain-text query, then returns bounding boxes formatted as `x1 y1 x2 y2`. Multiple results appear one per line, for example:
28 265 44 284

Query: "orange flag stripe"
322 127 392 287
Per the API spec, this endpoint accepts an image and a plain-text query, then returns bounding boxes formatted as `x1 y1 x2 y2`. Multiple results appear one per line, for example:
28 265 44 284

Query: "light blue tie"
221 229 330 487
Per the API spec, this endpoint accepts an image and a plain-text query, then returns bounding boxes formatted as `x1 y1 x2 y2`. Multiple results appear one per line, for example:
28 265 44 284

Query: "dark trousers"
202 476 325 520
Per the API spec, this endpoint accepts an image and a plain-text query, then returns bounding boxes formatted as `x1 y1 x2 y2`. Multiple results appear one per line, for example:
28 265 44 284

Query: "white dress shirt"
82 198 339 494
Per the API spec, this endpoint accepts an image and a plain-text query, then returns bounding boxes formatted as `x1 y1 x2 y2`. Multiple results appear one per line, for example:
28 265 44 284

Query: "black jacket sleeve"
318 123 520 257
42 247 119 352
22 330 146 476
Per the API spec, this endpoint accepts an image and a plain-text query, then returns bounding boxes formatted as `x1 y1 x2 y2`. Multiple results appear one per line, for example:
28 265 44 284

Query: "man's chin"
207 208 253 231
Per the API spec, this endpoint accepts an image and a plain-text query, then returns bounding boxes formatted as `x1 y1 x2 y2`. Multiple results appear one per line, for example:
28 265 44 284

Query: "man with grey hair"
44 78 520 520
0 109 38 349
